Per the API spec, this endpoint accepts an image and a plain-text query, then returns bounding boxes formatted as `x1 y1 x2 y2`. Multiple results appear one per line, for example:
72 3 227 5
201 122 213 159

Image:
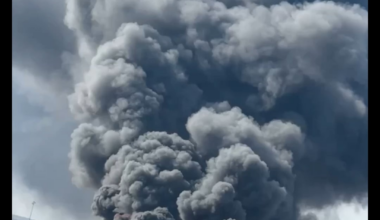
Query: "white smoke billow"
63 0 368 219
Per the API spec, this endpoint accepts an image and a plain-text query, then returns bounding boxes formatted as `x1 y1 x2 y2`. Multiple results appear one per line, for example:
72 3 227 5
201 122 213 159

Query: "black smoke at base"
64 0 368 219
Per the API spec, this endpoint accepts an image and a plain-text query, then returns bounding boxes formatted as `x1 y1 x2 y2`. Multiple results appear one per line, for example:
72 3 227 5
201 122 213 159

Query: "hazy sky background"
12 0 368 219
12 0 94 219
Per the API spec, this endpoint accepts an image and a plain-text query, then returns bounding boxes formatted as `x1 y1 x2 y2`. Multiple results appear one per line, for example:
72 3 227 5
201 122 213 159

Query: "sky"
12 0 368 220
12 0 94 219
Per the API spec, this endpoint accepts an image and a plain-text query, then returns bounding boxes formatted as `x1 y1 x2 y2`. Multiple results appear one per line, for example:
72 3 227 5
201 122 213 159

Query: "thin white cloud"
336 204 368 220
303 202 368 220
12 67 72 117
12 173 96 220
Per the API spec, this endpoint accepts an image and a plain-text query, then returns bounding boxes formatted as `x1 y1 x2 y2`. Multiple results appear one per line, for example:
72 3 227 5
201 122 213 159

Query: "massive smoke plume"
64 0 368 219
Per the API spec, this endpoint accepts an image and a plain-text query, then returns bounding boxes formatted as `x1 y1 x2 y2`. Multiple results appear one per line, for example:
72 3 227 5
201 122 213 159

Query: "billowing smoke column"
64 0 368 219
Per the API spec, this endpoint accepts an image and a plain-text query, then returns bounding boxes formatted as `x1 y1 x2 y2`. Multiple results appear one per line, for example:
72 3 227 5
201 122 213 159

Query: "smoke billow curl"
64 0 368 219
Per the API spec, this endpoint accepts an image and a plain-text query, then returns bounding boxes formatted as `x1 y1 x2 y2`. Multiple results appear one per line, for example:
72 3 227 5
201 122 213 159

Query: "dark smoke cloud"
177 144 289 220
298 213 318 220
64 0 367 219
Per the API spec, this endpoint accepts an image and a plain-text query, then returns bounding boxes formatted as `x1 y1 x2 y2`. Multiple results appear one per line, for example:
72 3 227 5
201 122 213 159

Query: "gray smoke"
64 0 368 219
